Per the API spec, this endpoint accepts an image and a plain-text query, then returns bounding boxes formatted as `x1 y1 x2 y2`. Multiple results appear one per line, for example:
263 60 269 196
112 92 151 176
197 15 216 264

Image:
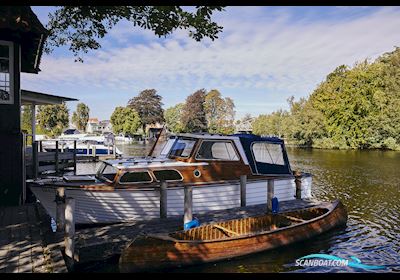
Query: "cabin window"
97 163 118 182
196 140 239 161
153 170 183 182
160 138 176 157
169 138 196 158
119 171 152 184
252 143 285 165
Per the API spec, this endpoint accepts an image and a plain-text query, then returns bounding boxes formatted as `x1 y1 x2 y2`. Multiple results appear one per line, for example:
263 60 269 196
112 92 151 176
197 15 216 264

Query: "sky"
22 6 400 121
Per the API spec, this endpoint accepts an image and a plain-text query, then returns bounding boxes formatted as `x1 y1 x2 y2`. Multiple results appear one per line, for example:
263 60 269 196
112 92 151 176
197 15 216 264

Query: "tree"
110 106 141 136
36 103 69 137
71 103 90 132
44 6 225 61
181 89 208 133
204 89 236 134
127 89 164 136
164 103 185 133
21 105 32 134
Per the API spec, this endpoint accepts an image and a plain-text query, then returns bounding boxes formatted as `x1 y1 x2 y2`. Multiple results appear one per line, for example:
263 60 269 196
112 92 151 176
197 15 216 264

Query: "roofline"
21 89 78 105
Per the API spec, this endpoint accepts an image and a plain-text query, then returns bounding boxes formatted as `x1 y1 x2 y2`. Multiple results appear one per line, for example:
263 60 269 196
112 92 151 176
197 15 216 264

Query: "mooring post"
267 179 274 212
55 187 65 232
92 145 96 160
55 141 59 174
32 141 39 179
73 140 77 175
294 171 302 199
87 143 90 156
113 144 117 158
240 175 247 207
160 180 168 219
39 140 43 152
107 144 110 155
65 197 75 266
184 185 193 225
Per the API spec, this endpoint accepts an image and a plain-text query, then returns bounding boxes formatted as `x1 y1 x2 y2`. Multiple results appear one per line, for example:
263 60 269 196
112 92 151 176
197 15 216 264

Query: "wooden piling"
32 141 39 179
107 144 110 155
55 141 59 174
87 143 90 156
65 197 75 265
73 140 77 175
294 171 302 199
240 175 247 207
55 187 65 232
267 179 274 212
184 186 193 225
113 144 117 158
160 181 168 219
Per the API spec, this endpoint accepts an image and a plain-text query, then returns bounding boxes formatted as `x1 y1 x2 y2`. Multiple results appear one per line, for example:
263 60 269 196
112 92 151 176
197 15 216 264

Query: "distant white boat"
115 134 134 143
42 134 123 156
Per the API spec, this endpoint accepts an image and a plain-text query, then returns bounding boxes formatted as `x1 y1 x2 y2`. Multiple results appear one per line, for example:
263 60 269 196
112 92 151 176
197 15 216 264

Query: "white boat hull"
30 176 312 225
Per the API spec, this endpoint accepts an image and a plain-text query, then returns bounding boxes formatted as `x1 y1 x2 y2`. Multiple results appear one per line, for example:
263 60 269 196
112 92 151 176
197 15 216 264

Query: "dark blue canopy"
231 134 292 175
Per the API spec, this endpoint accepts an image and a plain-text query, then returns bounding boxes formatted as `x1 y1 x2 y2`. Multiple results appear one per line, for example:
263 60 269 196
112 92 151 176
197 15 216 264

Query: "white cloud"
23 6 400 119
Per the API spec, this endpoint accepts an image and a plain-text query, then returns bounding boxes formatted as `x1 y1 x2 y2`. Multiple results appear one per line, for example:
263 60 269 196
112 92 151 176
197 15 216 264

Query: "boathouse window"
252 143 285 165
196 140 239 161
0 41 13 105
153 170 183 182
119 171 152 184
169 138 196 158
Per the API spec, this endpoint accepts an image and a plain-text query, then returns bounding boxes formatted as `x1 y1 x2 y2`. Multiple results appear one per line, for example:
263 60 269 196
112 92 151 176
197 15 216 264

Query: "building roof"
0 6 48 73
21 89 78 105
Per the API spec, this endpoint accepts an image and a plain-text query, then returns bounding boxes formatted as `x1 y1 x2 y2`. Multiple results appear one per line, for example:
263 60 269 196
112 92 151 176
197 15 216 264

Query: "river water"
76 143 400 273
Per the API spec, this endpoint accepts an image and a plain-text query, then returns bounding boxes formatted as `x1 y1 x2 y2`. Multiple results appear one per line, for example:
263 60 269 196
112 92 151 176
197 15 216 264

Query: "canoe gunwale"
146 200 341 244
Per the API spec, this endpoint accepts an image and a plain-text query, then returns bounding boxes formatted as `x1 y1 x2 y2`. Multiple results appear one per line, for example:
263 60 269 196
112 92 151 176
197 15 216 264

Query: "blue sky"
22 6 400 121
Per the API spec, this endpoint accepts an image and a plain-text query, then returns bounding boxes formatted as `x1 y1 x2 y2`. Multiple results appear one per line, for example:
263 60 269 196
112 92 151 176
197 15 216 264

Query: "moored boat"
119 200 347 272
29 133 313 225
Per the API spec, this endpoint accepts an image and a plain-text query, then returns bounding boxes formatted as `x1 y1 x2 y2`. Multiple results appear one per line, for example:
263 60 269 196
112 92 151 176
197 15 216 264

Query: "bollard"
65 197 75 264
240 175 247 207
267 179 274 212
294 171 302 199
184 186 193 226
160 181 168 219
55 187 65 232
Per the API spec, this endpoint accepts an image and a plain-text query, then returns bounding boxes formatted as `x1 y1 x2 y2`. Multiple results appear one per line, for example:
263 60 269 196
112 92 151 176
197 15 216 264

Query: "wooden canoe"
119 200 347 272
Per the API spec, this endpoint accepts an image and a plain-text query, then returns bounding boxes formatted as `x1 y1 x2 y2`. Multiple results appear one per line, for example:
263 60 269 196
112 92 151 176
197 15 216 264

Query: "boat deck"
75 198 324 264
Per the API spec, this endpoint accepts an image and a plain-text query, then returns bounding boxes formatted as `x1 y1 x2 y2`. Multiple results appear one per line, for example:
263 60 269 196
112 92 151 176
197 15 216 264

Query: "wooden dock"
0 198 325 273
74 199 323 265
0 203 67 273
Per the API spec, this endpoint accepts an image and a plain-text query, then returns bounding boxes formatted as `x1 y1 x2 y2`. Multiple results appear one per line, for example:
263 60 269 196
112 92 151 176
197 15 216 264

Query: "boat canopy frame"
231 134 292 176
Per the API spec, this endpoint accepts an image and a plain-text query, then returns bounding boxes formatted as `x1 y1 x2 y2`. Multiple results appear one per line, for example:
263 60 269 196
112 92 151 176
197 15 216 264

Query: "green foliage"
110 106 141 136
45 6 225 61
128 89 164 135
181 89 208 133
164 103 185 133
71 103 90 132
252 109 290 138
252 47 400 150
21 105 32 134
36 103 70 137
204 89 236 134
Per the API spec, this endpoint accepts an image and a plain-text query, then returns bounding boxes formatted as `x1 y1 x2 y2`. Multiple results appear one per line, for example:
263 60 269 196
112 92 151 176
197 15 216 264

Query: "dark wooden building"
0 7 48 206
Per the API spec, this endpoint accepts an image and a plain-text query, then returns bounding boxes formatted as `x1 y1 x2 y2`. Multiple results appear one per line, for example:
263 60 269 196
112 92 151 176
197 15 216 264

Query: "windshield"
168 137 197 158
96 162 118 182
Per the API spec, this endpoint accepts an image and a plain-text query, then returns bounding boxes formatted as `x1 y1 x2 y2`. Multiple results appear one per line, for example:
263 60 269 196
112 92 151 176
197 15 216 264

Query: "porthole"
193 169 201 178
